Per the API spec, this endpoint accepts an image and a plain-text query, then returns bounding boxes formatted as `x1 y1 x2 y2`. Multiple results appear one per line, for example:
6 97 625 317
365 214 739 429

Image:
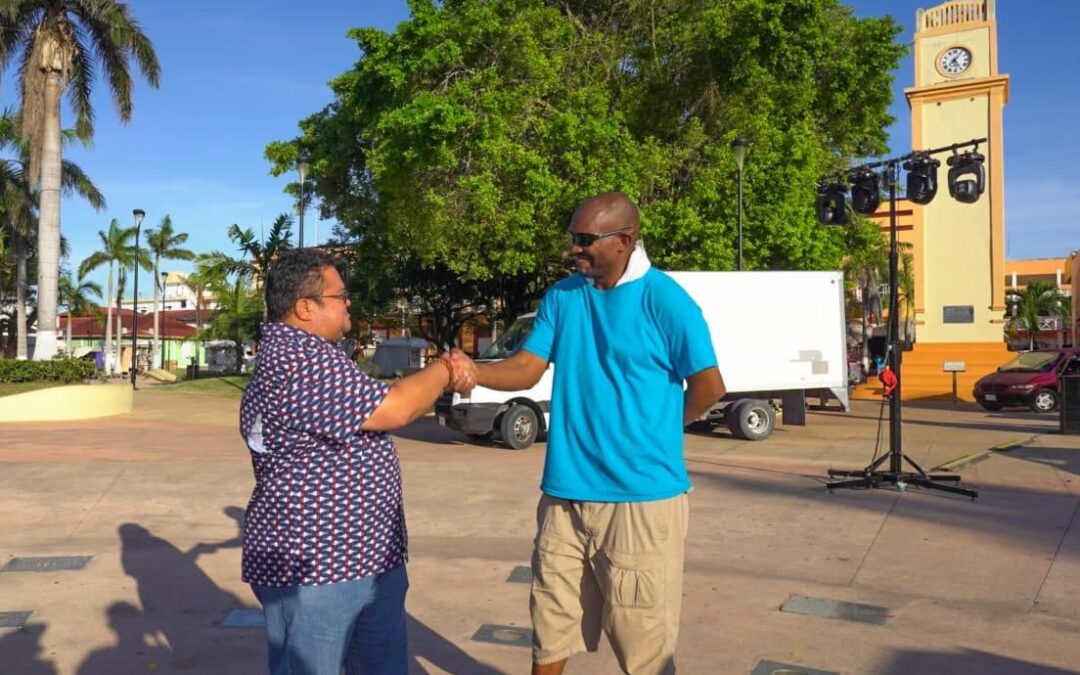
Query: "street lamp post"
297 150 311 248
130 208 145 390
731 138 748 271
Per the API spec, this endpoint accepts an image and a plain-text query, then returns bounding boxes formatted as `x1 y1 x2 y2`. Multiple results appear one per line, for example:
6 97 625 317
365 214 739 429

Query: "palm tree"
58 270 101 352
182 266 216 369
1 110 104 359
145 215 193 368
1006 281 1070 350
200 215 294 286
897 250 916 345
0 1 161 360
77 219 149 375
198 273 263 374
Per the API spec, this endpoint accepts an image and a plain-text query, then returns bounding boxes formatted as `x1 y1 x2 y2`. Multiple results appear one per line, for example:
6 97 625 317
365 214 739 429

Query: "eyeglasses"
568 227 631 248
306 292 350 303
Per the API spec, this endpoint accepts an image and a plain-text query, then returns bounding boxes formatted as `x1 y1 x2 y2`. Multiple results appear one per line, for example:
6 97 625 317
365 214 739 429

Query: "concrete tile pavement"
0 391 1078 674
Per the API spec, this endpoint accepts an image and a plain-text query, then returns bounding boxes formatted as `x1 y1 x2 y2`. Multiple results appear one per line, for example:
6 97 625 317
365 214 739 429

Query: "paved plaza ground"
1 387 1079 674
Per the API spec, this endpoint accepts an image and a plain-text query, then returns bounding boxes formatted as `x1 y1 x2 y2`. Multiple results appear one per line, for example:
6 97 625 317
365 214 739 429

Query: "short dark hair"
265 248 337 322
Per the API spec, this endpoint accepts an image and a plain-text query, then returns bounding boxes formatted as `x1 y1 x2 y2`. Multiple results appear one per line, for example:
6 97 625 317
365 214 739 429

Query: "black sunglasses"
568 227 631 248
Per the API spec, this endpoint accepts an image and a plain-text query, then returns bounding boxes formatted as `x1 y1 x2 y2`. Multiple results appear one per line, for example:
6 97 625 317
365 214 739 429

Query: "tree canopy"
267 0 905 339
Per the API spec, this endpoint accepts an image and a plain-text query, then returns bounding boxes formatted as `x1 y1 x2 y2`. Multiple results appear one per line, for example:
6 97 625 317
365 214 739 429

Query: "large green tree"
0 0 160 360
268 0 904 327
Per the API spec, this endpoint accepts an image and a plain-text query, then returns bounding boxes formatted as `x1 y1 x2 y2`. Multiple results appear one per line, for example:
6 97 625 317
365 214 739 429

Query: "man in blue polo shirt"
472 192 726 675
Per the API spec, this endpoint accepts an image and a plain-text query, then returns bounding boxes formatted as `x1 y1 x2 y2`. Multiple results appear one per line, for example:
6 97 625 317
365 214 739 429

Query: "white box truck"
436 271 849 449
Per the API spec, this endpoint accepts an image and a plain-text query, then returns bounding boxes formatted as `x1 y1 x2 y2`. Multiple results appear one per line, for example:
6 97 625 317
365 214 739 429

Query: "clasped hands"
440 348 477 395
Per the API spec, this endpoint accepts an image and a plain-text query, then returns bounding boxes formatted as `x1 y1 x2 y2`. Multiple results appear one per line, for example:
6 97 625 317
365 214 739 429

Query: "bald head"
571 191 640 242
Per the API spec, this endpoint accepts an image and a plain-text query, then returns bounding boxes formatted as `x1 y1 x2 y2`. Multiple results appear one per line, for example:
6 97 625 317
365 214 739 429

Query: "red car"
972 349 1080 413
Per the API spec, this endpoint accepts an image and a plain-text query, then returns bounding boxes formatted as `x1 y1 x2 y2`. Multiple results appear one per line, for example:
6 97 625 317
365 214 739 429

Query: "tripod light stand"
823 139 987 499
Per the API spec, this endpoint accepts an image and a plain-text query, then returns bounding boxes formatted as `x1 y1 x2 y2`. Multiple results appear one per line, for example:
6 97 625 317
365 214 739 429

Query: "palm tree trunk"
153 256 160 369
66 303 72 352
105 265 114 375
32 70 65 360
14 235 29 360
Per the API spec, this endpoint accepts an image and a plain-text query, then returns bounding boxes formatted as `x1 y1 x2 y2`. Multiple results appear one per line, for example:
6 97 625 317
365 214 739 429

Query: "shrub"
0 358 97 384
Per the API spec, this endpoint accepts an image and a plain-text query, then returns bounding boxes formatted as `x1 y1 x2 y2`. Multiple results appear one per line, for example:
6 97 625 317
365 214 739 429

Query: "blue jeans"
252 564 409 675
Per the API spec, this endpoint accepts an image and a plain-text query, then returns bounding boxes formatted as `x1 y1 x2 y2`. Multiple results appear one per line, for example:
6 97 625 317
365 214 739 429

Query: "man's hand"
441 349 477 395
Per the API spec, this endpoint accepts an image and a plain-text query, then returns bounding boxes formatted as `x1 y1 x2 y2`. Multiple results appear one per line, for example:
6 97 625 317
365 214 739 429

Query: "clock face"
939 46 972 75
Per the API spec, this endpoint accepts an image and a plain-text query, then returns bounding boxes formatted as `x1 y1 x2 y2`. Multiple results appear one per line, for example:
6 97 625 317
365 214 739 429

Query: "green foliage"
1006 282 1071 350
267 0 906 319
0 357 95 383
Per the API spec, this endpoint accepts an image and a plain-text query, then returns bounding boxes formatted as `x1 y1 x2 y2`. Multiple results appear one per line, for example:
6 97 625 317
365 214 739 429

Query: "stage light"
947 150 985 204
902 152 940 205
816 182 848 226
848 167 881 215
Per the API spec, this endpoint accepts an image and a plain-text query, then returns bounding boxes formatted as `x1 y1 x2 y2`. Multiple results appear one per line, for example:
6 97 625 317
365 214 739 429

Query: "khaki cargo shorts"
530 493 688 675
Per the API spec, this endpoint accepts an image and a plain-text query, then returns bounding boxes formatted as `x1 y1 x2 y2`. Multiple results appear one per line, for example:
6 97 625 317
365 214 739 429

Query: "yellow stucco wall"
0 384 133 423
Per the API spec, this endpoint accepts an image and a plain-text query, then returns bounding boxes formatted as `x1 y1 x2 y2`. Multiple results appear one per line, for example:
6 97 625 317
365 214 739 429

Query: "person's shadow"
76 507 258 674
0 623 56 675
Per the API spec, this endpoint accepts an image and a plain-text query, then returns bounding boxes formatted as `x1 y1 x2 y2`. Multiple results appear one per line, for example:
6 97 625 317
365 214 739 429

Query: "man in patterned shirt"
240 248 474 675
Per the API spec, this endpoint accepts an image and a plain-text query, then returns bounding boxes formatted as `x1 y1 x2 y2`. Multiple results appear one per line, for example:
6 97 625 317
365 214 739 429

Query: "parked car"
972 349 1080 412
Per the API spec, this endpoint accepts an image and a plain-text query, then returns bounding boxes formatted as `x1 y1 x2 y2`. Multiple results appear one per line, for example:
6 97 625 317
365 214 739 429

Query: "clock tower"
899 0 1010 398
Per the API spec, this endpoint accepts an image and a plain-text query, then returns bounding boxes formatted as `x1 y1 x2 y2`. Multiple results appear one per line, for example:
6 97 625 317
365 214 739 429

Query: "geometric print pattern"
239 322 407 587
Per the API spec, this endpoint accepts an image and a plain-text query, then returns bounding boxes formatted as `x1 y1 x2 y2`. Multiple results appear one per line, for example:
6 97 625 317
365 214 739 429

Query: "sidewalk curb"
931 435 1039 472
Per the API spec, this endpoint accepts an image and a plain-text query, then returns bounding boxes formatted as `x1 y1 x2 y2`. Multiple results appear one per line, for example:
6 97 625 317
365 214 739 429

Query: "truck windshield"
999 351 1058 373
479 316 534 360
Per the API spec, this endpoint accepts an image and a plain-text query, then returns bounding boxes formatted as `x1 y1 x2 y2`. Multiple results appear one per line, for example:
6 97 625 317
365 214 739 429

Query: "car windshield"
479 316 534 360
999 351 1059 373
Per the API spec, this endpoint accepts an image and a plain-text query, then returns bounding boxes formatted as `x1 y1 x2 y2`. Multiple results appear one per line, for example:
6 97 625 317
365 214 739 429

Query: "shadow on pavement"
0 624 56 675
1006 444 1080 478
883 648 1077 674
407 614 506 674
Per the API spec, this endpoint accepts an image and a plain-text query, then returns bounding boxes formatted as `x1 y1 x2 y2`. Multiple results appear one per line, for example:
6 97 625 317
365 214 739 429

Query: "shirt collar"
585 240 652 288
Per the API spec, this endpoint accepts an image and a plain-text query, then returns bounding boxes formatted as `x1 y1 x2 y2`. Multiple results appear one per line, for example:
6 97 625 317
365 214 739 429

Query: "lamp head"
133 208 145 230
947 150 985 204
816 182 848 226
730 138 748 171
902 152 940 205
297 150 311 182
848 167 881 215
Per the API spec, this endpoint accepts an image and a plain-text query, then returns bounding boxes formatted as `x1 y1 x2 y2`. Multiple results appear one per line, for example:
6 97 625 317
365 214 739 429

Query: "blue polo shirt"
522 268 717 502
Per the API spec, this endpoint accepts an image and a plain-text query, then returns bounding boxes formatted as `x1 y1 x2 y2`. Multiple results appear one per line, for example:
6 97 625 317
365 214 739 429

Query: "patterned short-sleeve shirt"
239 322 406 587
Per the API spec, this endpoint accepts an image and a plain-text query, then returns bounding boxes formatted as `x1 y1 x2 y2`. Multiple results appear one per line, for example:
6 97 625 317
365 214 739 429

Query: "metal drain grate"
506 566 533 583
471 623 532 648
2 556 92 573
750 660 837 675
222 608 266 628
780 594 890 625
0 611 34 628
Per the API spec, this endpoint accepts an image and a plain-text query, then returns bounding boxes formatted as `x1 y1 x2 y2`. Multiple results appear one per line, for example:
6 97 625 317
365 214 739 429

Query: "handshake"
439 348 478 395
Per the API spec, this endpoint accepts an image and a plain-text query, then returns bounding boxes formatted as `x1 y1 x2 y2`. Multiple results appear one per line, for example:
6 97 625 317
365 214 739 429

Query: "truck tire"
727 399 774 441
499 404 538 450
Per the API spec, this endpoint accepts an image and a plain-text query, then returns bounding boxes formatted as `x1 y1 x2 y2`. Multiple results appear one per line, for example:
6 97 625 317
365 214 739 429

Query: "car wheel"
978 401 1003 411
1030 389 1059 413
727 399 775 441
499 404 538 450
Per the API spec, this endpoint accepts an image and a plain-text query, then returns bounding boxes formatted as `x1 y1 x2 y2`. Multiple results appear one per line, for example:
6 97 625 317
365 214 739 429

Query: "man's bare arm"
475 350 549 391
683 367 726 426
361 361 453 431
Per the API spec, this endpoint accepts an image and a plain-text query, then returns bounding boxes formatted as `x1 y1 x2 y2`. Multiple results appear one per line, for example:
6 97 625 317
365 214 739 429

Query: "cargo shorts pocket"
594 549 663 609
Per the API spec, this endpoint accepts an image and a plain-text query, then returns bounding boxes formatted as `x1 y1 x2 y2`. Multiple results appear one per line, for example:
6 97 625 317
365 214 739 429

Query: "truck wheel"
1030 389 1059 413
499 405 538 450
728 399 774 441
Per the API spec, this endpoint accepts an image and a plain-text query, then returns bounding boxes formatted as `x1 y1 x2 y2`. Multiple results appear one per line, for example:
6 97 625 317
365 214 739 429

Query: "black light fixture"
902 152 940 205
816 181 848 226
946 149 985 204
848 167 881 215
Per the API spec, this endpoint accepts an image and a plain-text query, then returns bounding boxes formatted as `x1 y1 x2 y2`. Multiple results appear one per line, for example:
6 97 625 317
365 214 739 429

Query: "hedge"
0 358 97 384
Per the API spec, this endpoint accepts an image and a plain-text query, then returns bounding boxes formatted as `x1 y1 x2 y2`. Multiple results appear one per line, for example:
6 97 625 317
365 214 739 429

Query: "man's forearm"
475 353 545 392
683 368 726 426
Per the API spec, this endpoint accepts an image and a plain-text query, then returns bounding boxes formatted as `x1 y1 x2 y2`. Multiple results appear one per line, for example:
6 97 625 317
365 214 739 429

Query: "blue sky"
2 1 1077 297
